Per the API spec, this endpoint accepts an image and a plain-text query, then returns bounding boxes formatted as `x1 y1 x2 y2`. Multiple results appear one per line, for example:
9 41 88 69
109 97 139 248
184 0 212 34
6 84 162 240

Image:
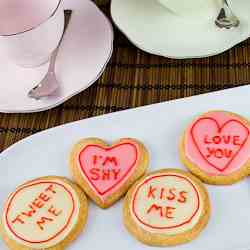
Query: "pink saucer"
0 0 113 113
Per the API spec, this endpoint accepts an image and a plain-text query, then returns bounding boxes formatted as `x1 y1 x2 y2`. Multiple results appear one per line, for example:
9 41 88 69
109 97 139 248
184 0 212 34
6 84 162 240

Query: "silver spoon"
28 48 60 100
28 10 72 100
215 0 240 29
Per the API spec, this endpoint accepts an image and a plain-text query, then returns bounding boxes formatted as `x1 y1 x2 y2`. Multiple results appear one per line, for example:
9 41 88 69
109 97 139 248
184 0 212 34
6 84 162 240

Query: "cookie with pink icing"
0 176 88 250
180 110 250 185
123 169 210 246
69 138 149 208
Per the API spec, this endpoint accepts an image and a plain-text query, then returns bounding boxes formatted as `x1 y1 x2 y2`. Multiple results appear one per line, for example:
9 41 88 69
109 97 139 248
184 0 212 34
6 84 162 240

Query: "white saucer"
0 0 113 113
111 0 250 59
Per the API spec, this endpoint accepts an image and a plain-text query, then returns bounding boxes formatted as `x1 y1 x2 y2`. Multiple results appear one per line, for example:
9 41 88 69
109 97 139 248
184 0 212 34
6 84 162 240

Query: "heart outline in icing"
78 143 138 197
191 117 250 172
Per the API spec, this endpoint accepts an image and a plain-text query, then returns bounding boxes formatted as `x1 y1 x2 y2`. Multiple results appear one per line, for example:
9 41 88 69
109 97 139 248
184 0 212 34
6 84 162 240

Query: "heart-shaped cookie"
69 138 149 208
180 111 250 185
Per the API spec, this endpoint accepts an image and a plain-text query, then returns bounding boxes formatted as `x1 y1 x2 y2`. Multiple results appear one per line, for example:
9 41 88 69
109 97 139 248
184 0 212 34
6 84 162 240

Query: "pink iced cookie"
69 138 149 208
180 111 250 185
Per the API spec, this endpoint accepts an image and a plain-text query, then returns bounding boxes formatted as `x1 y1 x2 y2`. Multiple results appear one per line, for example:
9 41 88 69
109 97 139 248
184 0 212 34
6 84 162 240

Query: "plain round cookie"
0 176 88 250
180 110 250 185
123 169 211 247
69 138 149 209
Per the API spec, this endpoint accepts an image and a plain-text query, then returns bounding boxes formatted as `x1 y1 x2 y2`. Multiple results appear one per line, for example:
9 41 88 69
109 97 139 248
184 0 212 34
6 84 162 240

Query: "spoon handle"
48 46 59 73
48 10 72 73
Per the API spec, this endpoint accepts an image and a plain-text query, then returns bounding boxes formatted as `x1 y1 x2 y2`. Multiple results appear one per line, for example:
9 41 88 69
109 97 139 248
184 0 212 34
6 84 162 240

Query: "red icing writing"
204 135 242 145
132 174 200 230
206 147 233 159
204 134 241 160
36 207 62 230
147 186 157 199
48 206 62 217
21 206 36 219
89 168 121 181
144 186 187 221
93 155 118 167
5 181 76 244
146 186 187 203
191 118 250 172
11 184 58 228
78 143 138 197
39 192 50 202
103 156 118 166
147 204 176 219
37 217 53 231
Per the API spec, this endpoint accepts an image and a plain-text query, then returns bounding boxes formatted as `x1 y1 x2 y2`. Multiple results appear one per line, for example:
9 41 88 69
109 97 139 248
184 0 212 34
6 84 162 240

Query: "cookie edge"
0 176 88 250
69 138 149 209
123 168 211 247
180 110 250 185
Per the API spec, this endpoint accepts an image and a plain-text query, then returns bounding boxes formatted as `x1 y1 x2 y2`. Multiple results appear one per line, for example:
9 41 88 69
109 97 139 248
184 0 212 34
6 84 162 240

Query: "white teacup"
0 0 65 68
157 0 219 16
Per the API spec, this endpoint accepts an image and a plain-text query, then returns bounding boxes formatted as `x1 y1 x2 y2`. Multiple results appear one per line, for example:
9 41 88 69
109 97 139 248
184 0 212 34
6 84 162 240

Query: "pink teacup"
0 0 65 67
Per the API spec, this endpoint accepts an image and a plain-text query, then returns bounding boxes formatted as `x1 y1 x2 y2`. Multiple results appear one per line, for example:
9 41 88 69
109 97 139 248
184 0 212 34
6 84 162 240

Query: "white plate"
111 0 250 58
1 86 250 250
0 0 113 113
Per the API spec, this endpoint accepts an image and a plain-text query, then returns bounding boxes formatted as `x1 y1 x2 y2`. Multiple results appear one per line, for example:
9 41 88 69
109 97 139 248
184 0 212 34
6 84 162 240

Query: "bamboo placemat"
0 0 250 151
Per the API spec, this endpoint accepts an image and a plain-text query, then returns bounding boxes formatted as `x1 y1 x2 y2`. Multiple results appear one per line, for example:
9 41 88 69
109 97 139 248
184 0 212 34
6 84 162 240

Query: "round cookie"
123 169 210 247
0 176 88 250
69 138 149 209
180 110 250 185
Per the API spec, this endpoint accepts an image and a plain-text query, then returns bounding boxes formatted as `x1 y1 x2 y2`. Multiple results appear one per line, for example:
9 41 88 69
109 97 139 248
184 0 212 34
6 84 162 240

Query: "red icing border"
190 117 250 172
5 181 76 244
78 142 138 196
132 174 200 230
